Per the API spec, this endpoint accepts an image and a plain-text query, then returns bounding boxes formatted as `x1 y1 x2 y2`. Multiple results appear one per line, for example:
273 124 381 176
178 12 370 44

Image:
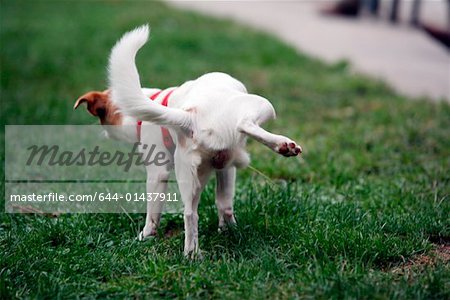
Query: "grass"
1 0 449 298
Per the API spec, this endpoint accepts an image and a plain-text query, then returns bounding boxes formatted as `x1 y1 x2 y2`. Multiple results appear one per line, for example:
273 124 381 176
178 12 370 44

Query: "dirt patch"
390 244 450 276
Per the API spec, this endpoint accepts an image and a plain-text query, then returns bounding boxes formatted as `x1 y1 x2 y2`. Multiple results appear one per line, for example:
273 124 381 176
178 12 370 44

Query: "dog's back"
108 25 276 159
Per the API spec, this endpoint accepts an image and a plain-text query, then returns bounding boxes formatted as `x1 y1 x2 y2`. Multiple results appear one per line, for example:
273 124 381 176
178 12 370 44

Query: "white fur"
109 25 191 128
107 25 302 257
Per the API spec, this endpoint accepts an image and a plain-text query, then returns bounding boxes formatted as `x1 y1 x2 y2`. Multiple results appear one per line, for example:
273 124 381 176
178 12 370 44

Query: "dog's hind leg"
139 166 170 240
215 167 237 232
238 120 302 157
174 150 212 258
138 127 174 241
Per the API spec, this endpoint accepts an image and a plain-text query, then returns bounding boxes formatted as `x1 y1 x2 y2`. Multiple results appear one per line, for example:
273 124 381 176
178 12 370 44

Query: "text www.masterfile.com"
9 192 179 202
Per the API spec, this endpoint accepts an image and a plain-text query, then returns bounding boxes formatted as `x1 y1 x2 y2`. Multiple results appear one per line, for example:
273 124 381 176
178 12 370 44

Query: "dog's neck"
99 88 157 143
103 115 139 143
103 87 177 144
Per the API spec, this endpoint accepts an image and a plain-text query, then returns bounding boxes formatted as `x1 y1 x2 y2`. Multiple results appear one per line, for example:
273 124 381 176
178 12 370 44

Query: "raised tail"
108 24 191 128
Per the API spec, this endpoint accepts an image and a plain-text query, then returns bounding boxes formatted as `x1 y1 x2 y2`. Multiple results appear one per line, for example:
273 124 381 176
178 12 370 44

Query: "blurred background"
170 0 449 101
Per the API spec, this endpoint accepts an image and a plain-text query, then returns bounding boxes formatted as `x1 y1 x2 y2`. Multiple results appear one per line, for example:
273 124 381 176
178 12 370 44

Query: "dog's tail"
108 25 191 128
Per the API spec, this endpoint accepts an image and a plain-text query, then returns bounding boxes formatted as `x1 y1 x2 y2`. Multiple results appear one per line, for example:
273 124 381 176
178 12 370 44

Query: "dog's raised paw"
276 140 302 157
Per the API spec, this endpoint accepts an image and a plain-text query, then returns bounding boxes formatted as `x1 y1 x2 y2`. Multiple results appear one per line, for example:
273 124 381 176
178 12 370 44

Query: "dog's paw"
218 221 237 233
218 210 237 233
218 224 238 234
183 237 203 260
275 139 302 157
137 230 157 241
184 248 204 261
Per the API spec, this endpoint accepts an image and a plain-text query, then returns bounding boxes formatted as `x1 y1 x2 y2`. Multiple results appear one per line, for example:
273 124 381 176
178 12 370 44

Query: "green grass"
1 0 449 298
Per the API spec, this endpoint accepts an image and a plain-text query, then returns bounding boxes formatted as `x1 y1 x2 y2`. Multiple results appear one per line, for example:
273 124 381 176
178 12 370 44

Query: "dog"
75 25 302 257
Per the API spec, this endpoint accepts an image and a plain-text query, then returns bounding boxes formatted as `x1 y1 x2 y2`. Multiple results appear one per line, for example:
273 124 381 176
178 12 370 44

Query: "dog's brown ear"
74 96 89 110
74 91 107 117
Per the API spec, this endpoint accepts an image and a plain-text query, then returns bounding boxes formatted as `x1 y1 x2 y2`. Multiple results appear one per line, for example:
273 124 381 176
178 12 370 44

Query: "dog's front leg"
139 168 170 240
215 167 237 231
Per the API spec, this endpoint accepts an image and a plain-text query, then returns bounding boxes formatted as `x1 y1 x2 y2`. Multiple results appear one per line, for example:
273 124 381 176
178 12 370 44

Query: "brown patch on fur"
211 150 231 169
74 90 122 125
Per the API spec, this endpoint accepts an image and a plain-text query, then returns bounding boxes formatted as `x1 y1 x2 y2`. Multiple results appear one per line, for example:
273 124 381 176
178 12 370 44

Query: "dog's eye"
96 107 106 118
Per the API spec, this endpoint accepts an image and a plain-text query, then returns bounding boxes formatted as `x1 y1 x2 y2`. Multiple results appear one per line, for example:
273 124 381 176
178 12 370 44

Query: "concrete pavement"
168 1 449 101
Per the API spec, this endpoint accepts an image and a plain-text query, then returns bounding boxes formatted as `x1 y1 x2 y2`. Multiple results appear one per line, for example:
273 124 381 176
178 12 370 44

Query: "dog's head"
74 90 122 125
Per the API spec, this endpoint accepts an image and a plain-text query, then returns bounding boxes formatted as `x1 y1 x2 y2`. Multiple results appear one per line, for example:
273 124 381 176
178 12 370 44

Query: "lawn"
1 0 449 298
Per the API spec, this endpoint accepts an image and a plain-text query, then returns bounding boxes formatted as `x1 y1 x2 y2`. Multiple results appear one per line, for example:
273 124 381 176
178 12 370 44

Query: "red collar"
137 89 176 155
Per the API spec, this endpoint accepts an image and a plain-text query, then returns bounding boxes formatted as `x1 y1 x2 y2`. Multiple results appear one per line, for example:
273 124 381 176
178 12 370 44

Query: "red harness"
137 89 176 155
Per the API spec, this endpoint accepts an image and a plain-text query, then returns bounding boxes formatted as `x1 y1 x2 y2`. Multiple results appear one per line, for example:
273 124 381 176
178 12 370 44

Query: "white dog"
75 25 302 257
